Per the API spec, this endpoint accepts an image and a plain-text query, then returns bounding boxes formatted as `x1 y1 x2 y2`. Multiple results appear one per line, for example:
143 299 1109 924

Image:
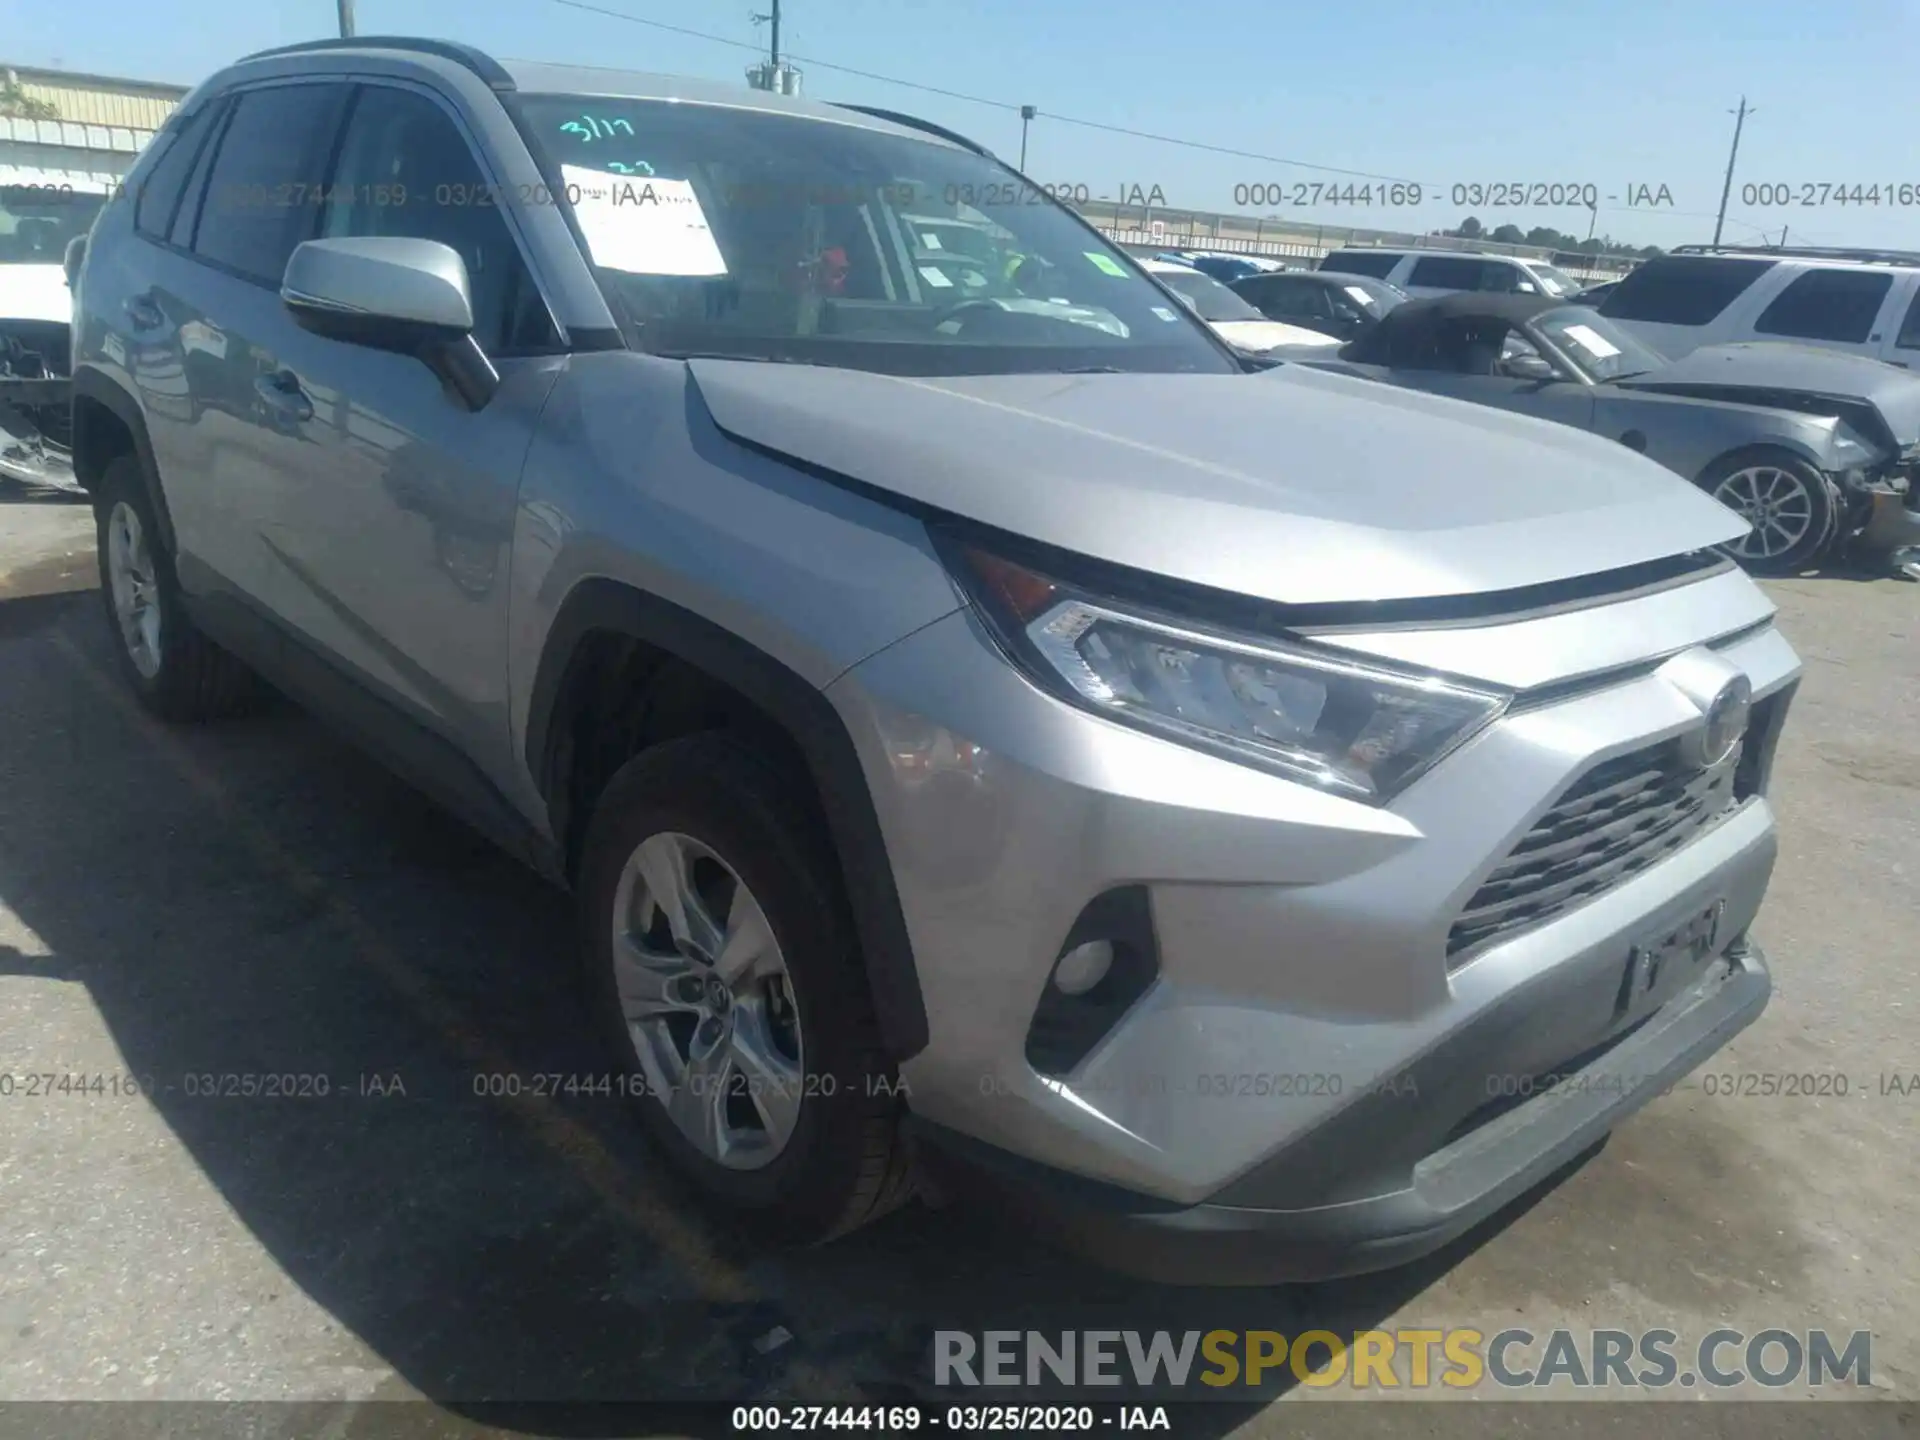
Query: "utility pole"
1018 105 1036 172
1711 96 1752 247
767 0 780 68
336 0 354 36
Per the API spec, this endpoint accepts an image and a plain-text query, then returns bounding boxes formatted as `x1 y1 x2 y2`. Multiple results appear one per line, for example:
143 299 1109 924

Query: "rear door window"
1596 255 1772 326
1407 255 1485 290
1753 268 1893 344
1321 251 1400 278
192 82 352 284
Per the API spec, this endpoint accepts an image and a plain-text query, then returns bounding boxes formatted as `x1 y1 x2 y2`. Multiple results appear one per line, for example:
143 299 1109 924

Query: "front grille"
1447 739 1742 965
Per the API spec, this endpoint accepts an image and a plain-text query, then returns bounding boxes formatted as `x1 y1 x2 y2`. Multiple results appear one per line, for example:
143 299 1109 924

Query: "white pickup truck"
1 170 111 492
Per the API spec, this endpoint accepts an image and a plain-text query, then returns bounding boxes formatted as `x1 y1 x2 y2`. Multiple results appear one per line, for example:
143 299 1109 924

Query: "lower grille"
1447 739 1742 965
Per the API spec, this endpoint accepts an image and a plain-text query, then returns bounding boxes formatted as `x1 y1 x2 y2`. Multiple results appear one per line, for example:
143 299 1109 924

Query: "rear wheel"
1699 448 1837 575
94 455 257 720
577 733 912 1242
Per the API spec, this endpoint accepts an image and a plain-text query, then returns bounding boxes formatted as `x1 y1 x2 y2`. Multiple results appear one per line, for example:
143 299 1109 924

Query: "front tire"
1698 448 1838 576
577 733 912 1243
94 455 257 720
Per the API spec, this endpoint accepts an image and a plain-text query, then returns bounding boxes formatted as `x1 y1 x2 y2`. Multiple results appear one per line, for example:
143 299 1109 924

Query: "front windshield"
1534 304 1665 381
1152 266 1266 323
0 185 106 264
1529 265 1585 298
517 96 1234 376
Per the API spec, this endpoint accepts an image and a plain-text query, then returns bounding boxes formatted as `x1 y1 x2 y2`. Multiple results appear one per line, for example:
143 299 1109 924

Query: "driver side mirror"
280 237 498 410
1502 352 1558 382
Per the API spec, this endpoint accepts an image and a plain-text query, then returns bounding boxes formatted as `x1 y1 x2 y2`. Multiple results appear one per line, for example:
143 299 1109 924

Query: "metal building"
1 64 188 190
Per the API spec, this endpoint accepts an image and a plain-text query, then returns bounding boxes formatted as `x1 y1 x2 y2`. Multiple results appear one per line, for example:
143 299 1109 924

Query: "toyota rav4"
69 37 1800 1283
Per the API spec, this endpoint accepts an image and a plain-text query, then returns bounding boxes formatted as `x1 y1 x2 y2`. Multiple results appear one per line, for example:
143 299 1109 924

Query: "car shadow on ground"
0 583 1586 1436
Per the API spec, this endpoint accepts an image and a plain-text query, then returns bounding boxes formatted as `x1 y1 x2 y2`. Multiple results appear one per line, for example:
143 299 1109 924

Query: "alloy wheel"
106 501 163 679
1712 464 1817 562
611 831 807 1170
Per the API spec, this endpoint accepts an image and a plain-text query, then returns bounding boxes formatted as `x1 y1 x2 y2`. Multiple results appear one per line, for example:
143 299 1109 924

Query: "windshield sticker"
1151 305 1180 322
1343 286 1374 305
561 164 727 277
918 265 955 288
1560 323 1621 358
921 232 943 249
559 114 635 142
1085 251 1130 278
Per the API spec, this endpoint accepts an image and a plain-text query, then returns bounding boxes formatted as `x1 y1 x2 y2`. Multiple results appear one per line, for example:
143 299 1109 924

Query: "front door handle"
254 369 314 423
124 294 163 331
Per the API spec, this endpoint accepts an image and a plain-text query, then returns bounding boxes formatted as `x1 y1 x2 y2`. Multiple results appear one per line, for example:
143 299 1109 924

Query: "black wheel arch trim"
526 577 930 1061
71 368 177 554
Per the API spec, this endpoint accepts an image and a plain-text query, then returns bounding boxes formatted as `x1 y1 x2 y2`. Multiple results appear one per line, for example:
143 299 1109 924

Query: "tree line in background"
1440 216 1662 259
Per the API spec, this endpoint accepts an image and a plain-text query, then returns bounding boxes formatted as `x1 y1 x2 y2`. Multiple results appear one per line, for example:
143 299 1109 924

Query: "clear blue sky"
12 0 1918 250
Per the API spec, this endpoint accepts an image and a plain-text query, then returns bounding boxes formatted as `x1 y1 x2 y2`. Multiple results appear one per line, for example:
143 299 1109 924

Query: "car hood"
689 360 1748 607
0 264 72 325
1209 318 1341 352
1620 342 1920 447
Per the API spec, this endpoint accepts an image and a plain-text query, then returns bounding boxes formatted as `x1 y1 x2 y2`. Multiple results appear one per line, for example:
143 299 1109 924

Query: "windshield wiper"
1045 364 1126 374
649 350 834 366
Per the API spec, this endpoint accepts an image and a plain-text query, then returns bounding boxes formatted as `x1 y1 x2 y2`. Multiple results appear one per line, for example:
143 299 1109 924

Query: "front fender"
1596 393 1853 480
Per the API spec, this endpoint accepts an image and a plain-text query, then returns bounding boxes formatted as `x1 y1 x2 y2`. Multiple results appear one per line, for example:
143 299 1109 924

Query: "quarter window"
133 106 214 238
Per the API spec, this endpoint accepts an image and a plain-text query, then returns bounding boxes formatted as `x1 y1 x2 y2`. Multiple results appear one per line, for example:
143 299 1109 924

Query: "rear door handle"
254 369 314 423
124 294 163 331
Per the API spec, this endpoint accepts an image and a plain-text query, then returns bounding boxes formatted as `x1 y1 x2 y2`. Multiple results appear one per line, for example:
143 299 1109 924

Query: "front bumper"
1856 490 1920 553
830 561 1799 1277
918 939 1770 1285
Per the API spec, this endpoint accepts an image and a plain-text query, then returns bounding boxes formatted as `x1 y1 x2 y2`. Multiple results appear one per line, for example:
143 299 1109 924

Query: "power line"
545 0 1426 183
542 0 1798 238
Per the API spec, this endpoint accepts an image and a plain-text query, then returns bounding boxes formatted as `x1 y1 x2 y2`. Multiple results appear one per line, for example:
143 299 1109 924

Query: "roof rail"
237 36 515 91
830 103 993 158
1670 242 1920 266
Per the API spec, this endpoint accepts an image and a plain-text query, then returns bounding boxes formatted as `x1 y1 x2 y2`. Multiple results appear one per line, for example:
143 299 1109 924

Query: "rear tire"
577 732 913 1243
94 455 258 720
1697 448 1838 576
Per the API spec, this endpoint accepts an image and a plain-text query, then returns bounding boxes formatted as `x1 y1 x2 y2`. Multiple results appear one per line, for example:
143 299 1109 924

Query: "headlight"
946 543 1510 805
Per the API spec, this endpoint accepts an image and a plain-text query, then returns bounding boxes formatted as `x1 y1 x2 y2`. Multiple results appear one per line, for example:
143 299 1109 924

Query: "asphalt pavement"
0 486 1914 1438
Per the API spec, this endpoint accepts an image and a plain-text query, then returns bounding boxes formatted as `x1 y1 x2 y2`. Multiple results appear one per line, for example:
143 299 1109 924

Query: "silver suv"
70 38 1800 1284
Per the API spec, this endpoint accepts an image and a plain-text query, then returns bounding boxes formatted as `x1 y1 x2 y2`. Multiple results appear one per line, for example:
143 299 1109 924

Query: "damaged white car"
1 174 106 493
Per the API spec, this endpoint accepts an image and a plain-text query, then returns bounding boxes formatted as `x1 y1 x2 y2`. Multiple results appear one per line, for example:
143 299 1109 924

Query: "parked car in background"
1280 291 1920 573
1575 278 1623 305
1158 250 1289 284
73 37 1801 1285
0 174 108 491
1231 269 1407 341
1594 245 1920 365
1319 247 1588 301
1142 258 1338 353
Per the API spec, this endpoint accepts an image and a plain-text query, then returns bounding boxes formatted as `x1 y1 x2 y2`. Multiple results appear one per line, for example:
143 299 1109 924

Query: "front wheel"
577 733 913 1243
1698 449 1838 575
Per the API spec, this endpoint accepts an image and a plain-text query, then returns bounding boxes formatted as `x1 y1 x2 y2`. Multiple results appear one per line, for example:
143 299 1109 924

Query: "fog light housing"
1051 940 1114 995
1024 888 1160 1077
